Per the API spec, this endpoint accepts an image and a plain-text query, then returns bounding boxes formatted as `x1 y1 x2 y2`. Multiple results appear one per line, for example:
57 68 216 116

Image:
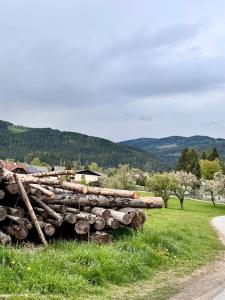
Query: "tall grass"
0 198 224 299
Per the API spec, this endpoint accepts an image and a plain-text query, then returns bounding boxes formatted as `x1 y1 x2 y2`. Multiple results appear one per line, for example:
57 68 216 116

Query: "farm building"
0 160 28 174
74 169 102 184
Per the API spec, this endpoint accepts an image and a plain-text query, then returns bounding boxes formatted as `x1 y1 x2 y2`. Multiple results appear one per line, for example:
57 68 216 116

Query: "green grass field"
0 198 224 300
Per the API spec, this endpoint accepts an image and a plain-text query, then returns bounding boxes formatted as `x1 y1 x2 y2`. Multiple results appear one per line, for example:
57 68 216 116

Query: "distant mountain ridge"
0 120 167 171
121 135 225 166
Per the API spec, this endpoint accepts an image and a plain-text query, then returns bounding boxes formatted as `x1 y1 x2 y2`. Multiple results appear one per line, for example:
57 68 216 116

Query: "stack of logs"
0 167 163 245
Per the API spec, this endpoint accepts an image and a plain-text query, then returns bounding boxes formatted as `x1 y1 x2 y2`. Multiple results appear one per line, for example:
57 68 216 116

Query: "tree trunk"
180 198 184 210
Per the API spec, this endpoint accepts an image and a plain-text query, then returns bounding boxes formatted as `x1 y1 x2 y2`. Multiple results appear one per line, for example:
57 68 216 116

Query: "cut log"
106 217 120 229
64 213 77 224
74 220 90 235
4 183 18 195
90 231 112 244
61 182 88 193
109 209 132 225
30 184 55 198
0 190 5 200
66 207 80 214
129 209 146 230
0 230 12 244
48 204 67 214
33 170 75 178
82 206 91 213
94 216 105 231
10 223 28 240
0 206 7 221
85 186 139 199
21 177 61 186
45 218 63 227
6 207 25 218
118 207 136 219
33 207 49 219
30 196 63 222
13 174 47 246
30 188 42 198
76 212 95 224
38 221 55 236
91 207 110 219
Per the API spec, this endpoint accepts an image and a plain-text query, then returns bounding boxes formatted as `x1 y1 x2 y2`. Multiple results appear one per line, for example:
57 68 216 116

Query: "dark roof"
75 169 102 176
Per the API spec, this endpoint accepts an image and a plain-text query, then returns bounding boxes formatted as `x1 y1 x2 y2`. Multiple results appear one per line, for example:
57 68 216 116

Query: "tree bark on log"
85 186 139 199
66 207 80 214
30 184 55 198
33 170 75 178
48 204 67 214
14 174 47 246
61 182 88 193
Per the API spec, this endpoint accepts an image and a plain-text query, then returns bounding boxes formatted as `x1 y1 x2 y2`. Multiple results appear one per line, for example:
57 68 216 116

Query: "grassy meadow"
0 197 224 300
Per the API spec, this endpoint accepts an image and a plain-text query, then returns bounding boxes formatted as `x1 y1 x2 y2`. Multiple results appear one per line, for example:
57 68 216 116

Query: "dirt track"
170 216 225 300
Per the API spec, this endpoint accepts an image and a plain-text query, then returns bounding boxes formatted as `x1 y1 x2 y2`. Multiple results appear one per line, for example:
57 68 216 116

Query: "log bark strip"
33 170 75 178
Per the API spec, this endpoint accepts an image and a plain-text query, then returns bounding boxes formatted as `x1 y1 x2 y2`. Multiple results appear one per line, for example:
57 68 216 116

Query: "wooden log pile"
0 167 163 245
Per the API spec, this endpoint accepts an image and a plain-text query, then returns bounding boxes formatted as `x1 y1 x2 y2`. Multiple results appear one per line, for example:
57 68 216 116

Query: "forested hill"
121 136 225 166
0 120 167 171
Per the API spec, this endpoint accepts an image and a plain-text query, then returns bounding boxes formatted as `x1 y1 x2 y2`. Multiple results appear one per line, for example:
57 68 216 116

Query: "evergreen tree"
208 148 220 161
201 151 207 160
176 148 200 178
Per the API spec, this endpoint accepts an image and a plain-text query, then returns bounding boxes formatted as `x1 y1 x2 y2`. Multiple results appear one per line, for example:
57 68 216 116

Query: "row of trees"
147 170 225 209
177 147 222 179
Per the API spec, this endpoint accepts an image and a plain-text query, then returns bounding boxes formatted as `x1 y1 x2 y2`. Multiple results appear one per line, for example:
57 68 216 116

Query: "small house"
75 169 102 184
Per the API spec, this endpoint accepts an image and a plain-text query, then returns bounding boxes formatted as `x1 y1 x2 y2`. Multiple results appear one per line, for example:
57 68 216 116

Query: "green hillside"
121 135 225 167
0 120 167 171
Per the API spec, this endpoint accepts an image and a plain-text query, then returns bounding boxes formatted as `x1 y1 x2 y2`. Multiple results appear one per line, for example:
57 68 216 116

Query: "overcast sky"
0 0 225 141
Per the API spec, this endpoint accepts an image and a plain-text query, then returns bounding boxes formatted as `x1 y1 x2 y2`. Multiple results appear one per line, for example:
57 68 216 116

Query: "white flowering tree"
170 171 199 209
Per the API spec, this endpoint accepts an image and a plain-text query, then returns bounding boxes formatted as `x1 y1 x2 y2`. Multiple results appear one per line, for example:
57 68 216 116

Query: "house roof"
75 169 102 176
30 165 49 173
0 161 28 173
